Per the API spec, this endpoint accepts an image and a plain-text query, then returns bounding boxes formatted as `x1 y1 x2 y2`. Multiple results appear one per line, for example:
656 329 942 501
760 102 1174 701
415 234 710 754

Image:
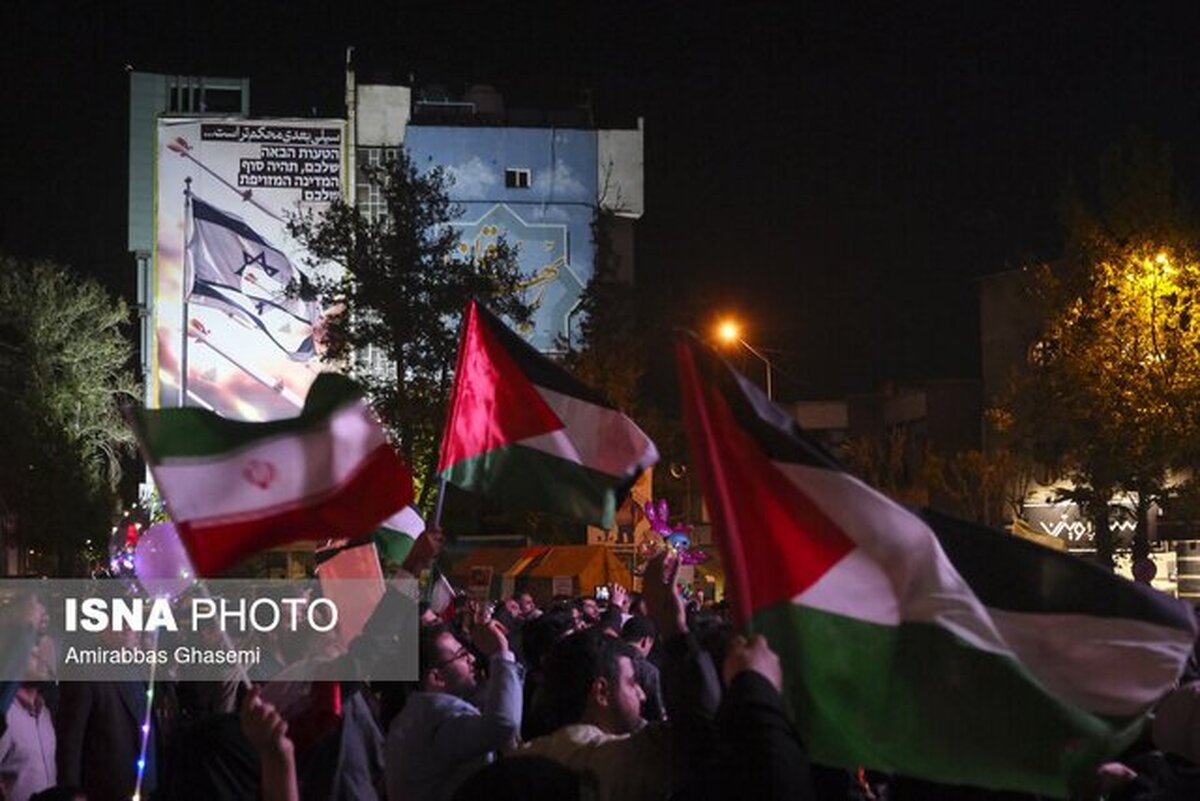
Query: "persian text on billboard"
153 119 345 421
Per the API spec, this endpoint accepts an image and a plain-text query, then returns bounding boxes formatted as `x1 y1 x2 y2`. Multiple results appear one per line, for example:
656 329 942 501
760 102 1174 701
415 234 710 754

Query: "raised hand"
642 550 686 636
240 687 299 801
723 634 784 693
471 619 511 658
610 583 630 613
400 526 446 575
240 686 294 764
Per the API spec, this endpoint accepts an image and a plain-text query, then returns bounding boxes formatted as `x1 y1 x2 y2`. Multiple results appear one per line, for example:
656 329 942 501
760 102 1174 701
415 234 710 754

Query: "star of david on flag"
186 196 320 361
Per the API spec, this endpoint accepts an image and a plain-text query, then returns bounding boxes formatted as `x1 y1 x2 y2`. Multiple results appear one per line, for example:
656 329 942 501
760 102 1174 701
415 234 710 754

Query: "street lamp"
714 318 774 400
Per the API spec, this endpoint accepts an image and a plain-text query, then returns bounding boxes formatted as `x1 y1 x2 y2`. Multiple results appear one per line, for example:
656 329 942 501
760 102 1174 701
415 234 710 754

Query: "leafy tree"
923 443 1033 528
560 208 697 521
561 208 647 413
1002 135 1200 567
287 147 533 506
841 427 928 507
0 257 139 574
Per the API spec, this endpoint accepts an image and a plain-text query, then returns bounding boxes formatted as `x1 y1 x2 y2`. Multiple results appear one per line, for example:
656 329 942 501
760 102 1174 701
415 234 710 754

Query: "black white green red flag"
437 300 657 528
131 373 413 576
675 333 1197 797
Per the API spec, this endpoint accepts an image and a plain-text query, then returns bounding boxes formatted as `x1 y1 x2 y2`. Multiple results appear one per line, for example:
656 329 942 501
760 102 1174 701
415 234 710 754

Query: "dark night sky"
3 1 1200 398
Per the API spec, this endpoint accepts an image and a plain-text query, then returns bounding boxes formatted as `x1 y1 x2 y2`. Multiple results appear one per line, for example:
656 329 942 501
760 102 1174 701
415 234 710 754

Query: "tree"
561 208 647 413
1002 135 1200 568
560 207 700 522
923 444 1033 528
287 148 533 506
841 427 928 507
0 257 139 574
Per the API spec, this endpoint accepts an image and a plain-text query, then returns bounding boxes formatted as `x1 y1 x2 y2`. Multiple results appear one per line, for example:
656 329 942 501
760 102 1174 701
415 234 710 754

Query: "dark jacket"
704 671 814 801
56 681 151 801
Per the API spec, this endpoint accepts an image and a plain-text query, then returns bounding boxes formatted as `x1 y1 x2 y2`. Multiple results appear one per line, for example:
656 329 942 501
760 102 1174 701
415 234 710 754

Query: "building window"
357 148 398 221
505 168 531 189
166 80 244 114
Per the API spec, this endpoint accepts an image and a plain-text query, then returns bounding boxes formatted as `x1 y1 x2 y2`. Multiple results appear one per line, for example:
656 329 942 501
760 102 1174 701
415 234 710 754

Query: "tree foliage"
560 208 647 413
0 257 139 573
287 148 533 504
923 444 1033 528
1002 135 1200 566
841 428 929 507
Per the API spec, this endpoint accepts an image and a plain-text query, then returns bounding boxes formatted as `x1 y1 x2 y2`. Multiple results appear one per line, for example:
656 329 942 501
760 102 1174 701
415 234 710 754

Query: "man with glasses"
385 620 522 801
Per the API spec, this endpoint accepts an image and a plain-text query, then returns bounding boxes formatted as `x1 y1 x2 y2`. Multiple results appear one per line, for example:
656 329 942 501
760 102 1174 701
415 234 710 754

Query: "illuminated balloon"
639 497 710 570
665 532 692 550
134 522 196 600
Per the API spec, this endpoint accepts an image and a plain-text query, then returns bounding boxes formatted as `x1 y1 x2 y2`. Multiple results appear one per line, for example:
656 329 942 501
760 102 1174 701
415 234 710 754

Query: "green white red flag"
374 505 425 566
131 373 413 576
675 333 1198 796
437 300 657 528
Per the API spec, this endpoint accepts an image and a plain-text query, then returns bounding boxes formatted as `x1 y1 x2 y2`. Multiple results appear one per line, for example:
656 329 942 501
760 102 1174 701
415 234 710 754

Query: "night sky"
3 1 1200 398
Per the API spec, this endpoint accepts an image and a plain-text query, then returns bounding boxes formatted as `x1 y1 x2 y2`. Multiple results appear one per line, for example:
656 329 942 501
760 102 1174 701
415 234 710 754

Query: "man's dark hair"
30 788 86 801
540 629 638 729
520 606 575 669
620 615 657 643
493 603 519 634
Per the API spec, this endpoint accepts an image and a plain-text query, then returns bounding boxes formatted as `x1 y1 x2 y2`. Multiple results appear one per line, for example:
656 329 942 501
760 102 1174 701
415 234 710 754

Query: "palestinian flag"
437 300 657 528
676 334 1198 797
374 505 425 566
131 373 413 576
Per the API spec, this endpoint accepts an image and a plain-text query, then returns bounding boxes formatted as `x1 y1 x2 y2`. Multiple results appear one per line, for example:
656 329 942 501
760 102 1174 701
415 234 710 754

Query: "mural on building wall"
153 118 345 420
405 127 598 352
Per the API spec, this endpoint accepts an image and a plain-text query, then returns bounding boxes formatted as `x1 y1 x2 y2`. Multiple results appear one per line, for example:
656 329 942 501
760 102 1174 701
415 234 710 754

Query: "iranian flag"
427 565 457 622
131 373 413 576
437 300 657 528
676 334 1198 796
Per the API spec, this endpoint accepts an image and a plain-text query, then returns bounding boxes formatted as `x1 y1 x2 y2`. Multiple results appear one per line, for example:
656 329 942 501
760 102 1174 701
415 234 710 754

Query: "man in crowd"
620 616 664 723
517 593 540 622
0 679 56 801
385 618 522 801
578 598 601 629
700 634 814 801
519 553 720 801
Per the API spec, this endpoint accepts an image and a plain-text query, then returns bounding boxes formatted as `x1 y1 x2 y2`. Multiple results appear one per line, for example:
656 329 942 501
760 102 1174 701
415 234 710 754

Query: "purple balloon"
134 522 196 599
655 498 669 524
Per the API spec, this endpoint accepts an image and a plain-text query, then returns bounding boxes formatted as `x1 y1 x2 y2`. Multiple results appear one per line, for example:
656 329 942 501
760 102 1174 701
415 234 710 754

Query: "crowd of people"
0 540 1199 801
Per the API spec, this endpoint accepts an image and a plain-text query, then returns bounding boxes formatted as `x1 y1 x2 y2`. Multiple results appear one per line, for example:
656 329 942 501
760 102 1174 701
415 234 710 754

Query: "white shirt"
0 691 56 801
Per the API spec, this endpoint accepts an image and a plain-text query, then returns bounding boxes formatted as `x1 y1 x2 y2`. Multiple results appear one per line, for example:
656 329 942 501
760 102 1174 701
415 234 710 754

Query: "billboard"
1020 500 1139 548
153 119 345 420
404 126 598 352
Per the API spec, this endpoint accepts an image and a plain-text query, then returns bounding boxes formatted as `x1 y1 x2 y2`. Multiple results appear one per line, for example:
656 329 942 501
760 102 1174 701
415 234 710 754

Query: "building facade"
351 78 644 354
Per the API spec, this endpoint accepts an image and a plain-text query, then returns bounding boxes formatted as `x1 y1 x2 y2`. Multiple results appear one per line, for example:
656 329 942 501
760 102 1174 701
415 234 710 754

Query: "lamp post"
715 318 774 401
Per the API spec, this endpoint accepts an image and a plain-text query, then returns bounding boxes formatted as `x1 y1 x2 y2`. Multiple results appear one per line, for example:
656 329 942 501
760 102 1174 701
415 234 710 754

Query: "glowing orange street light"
714 317 773 400
716 319 741 345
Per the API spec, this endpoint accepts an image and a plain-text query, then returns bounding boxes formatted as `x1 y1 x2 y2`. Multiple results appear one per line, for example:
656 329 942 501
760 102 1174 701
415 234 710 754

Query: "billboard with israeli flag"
153 118 346 421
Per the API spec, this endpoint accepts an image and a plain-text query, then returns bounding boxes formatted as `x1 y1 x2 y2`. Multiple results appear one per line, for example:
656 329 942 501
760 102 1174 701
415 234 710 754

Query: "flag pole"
190 335 305 409
167 139 286 224
180 178 192 408
432 300 475 530
432 476 449 528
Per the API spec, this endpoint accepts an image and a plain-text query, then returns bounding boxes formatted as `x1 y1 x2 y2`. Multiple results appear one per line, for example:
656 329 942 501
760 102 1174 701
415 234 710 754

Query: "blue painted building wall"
405 126 598 352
